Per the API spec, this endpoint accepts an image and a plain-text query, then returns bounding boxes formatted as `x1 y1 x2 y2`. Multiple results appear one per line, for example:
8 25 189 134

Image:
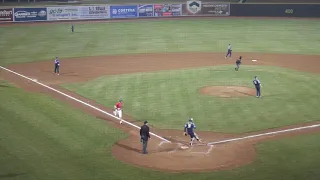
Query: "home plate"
180 145 189 149
252 59 257 62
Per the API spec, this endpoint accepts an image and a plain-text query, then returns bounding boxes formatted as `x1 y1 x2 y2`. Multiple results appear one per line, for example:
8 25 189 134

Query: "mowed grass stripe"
63 65 320 133
1 19 320 65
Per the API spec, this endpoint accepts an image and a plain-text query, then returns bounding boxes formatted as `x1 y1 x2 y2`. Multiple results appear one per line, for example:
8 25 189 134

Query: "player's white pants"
113 108 122 119
194 133 200 140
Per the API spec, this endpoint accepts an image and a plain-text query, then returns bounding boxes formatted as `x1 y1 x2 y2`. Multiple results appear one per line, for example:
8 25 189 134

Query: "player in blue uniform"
235 56 242 71
253 76 262 98
54 57 60 75
225 44 232 58
184 118 202 146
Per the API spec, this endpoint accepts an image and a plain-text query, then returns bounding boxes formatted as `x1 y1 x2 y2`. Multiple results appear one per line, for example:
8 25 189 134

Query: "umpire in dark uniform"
140 121 150 154
235 56 242 71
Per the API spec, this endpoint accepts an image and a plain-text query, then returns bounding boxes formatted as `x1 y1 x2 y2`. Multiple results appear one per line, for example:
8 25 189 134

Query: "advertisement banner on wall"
183 1 230 16
0 9 13 22
154 4 182 17
138 4 154 17
110 5 137 18
78 5 110 19
47 6 79 21
14 8 47 22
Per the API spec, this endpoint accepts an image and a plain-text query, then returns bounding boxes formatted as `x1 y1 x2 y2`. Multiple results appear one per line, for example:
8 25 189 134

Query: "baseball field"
1 16 320 179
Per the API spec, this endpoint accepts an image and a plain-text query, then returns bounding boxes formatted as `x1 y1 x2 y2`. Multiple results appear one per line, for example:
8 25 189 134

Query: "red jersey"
115 102 123 109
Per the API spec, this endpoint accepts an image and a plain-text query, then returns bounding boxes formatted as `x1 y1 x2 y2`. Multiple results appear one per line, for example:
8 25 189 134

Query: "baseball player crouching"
113 100 123 124
184 118 202 146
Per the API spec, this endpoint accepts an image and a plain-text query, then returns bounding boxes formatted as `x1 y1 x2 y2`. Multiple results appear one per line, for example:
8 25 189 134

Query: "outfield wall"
231 4 320 17
0 2 319 23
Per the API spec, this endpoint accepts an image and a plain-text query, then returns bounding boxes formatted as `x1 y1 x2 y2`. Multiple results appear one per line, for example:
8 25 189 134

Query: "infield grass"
1 18 320 65
63 65 320 133
1 80 320 180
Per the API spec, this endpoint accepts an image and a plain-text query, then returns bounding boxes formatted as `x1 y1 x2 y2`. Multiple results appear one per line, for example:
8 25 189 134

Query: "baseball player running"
235 56 242 71
184 118 202 146
54 57 60 75
113 100 124 124
225 44 232 58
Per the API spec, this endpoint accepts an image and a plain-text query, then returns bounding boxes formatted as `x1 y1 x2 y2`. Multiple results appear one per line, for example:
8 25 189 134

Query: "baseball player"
253 76 262 98
225 44 232 58
54 57 60 75
235 56 242 71
184 118 202 146
71 24 74 33
113 100 124 124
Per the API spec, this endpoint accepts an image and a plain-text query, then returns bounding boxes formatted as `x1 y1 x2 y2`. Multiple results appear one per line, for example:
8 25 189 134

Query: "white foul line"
0 66 171 143
207 124 320 145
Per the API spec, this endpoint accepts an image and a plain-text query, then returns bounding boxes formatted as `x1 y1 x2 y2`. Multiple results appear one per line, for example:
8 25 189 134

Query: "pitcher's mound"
200 86 255 98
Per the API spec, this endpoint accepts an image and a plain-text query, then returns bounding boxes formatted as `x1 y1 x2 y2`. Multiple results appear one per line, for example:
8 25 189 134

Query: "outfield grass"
63 65 320 133
1 18 320 65
1 81 319 180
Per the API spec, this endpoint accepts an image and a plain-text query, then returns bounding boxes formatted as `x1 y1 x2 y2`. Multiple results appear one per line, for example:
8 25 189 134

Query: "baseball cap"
144 121 148 124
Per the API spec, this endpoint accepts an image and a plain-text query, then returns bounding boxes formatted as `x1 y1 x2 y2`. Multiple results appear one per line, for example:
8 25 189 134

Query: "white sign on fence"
79 5 110 19
47 6 80 21
47 6 110 21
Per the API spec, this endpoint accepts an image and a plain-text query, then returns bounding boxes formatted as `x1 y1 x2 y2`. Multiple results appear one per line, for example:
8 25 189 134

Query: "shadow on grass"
0 84 12 88
114 142 141 153
0 173 27 178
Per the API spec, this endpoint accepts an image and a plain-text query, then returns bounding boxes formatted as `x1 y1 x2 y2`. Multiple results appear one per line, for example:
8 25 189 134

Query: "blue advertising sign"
14 8 47 22
138 4 154 17
110 5 137 18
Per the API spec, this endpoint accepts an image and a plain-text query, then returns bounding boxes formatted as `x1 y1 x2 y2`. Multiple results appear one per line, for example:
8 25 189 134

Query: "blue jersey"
55 59 60 66
184 122 196 135
253 79 261 88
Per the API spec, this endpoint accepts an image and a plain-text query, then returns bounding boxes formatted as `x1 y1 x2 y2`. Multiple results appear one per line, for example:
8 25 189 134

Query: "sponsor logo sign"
183 2 230 16
78 5 110 19
110 5 138 18
154 4 182 17
186 1 201 14
47 6 79 21
14 8 47 22
0 9 13 22
138 4 154 17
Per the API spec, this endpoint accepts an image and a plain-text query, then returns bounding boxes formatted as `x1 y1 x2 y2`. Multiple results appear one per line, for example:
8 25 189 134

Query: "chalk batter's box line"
158 141 214 155
188 145 214 155
157 141 181 154
0 66 171 143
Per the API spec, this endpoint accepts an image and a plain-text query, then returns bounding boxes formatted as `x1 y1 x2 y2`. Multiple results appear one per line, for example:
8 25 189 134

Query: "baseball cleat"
120 120 123 124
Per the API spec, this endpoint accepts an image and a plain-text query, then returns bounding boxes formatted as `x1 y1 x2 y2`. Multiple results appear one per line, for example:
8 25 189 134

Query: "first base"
252 60 257 62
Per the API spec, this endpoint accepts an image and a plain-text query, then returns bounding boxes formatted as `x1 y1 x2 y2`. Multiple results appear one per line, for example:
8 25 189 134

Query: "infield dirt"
1 51 320 172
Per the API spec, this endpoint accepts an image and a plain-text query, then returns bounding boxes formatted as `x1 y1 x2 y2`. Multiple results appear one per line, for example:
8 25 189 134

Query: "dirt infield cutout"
200 86 256 98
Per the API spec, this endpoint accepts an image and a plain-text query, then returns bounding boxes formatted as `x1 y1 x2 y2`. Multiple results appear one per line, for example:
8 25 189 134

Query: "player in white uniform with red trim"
113 100 123 124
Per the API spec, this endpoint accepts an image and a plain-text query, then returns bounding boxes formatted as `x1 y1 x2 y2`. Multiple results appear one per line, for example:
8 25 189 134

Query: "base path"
1 52 320 172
